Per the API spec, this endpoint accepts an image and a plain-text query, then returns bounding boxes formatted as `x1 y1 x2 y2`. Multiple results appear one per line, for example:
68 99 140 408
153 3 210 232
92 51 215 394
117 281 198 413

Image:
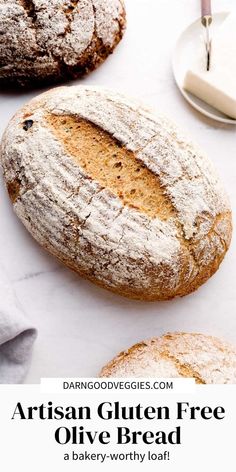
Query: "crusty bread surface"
0 0 126 86
100 333 236 384
0 86 232 300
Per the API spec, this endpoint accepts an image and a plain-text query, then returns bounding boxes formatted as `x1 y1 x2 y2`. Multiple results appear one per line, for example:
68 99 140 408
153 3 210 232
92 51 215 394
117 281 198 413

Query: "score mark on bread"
46 114 175 221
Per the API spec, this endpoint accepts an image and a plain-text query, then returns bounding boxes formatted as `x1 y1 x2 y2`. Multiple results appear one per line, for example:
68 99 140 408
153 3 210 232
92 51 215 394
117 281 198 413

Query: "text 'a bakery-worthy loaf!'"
100 333 236 384
0 0 126 86
0 86 232 300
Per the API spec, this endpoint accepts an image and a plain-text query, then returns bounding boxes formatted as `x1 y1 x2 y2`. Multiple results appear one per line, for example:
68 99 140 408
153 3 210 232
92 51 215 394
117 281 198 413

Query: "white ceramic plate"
172 11 236 125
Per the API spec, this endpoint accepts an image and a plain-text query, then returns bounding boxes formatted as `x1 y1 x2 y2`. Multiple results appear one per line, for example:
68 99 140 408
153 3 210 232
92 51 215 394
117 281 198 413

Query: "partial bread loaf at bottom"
100 333 236 384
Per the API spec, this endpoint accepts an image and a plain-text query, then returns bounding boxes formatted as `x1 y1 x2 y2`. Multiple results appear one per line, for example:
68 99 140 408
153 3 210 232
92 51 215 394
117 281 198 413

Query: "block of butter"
184 11 236 119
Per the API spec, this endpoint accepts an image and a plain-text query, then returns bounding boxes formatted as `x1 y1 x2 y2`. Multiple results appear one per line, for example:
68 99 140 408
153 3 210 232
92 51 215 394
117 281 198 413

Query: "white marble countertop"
0 0 235 383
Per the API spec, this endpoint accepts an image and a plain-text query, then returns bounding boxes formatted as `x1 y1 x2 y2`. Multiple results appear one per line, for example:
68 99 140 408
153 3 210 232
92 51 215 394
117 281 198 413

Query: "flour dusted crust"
100 333 236 384
0 86 232 300
0 0 126 86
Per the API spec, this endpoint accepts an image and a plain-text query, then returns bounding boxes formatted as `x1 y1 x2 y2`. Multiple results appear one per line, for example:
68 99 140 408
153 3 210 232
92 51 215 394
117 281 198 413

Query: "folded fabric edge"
0 327 38 384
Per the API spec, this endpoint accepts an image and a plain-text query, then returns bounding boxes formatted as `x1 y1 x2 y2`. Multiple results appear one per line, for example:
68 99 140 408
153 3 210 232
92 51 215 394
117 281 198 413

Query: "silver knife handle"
201 0 212 18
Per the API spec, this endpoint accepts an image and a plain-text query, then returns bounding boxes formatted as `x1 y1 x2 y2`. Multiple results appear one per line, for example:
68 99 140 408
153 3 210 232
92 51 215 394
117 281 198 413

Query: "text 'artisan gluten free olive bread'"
100 333 236 384
0 86 232 300
0 0 126 86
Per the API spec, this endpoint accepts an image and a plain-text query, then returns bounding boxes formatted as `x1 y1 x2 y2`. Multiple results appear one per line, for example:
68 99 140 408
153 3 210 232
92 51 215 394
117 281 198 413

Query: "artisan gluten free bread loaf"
0 86 232 300
0 0 126 86
100 333 236 384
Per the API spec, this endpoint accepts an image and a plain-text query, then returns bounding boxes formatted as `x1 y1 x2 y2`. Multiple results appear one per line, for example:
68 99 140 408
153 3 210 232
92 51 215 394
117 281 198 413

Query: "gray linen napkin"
0 275 37 383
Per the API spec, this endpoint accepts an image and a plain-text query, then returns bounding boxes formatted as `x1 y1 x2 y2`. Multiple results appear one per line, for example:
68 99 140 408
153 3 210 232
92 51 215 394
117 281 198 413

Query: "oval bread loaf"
0 86 232 300
0 0 126 86
100 333 236 384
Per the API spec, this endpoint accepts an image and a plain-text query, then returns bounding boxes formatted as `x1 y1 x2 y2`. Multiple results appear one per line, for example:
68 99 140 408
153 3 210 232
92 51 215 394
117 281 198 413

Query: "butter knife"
201 0 212 71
